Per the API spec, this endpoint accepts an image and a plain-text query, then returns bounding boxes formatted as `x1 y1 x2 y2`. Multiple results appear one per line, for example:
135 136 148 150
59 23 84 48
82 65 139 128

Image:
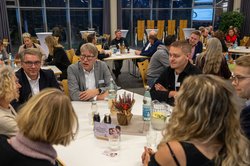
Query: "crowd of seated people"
0 24 250 165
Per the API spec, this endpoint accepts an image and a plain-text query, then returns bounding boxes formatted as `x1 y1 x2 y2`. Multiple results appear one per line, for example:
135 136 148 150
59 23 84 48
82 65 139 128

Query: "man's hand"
79 89 99 101
154 83 167 92
135 50 141 55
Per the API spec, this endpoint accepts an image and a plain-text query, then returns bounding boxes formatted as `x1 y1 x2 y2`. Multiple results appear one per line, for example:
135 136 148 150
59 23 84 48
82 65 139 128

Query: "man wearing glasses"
232 55 250 139
67 43 112 101
150 40 201 106
11 48 60 110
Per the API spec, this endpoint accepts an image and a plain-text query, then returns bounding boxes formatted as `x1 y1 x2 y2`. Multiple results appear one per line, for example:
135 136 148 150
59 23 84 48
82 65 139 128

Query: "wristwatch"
98 88 104 94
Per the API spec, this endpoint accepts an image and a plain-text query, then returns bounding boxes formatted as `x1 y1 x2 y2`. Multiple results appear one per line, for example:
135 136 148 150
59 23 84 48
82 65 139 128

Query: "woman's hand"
141 146 154 165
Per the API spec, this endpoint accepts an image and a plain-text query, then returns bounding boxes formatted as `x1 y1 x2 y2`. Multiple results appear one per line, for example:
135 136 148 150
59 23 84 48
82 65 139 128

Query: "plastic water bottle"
143 86 152 121
108 77 117 108
9 53 15 68
233 39 238 49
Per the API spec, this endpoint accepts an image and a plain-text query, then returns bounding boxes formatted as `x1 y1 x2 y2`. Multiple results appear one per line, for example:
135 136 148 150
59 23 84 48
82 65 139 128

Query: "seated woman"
45 35 71 80
142 75 250 166
0 88 79 165
18 32 46 61
225 27 237 47
195 37 231 79
0 66 21 137
0 40 9 61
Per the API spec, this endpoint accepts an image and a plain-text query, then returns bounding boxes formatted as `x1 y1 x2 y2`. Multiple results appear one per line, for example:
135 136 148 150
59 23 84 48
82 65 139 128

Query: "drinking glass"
146 130 157 148
151 101 171 130
109 135 120 151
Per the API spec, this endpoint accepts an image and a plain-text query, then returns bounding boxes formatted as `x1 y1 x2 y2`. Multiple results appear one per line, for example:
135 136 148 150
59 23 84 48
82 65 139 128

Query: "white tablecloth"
54 90 157 166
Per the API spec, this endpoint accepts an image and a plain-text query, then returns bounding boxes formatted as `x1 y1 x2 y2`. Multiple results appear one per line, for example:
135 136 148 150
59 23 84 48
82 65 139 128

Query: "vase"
116 113 133 126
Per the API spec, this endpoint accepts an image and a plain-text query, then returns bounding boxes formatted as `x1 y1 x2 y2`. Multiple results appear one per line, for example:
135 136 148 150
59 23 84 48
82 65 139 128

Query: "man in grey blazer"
67 43 112 101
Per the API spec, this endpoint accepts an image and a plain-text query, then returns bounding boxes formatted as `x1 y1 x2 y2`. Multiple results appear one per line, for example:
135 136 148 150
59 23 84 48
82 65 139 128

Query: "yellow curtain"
179 20 187 40
147 20 155 29
167 20 176 35
137 20 145 41
157 20 165 40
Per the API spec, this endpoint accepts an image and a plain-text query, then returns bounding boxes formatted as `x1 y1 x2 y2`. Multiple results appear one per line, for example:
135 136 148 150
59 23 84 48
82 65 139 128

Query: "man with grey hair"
67 43 112 101
11 48 60 110
232 55 250 140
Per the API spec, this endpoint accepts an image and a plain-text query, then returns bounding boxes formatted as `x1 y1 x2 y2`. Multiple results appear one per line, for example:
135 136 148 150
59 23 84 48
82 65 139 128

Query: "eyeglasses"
80 54 95 61
23 61 41 66
230 74 250 84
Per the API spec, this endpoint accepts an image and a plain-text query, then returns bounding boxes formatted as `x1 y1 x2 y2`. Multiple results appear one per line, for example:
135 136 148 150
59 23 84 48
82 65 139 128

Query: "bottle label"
143 105 151 121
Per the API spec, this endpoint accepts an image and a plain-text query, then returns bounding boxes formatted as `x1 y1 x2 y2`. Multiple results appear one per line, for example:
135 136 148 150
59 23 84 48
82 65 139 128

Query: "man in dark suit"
232 55 250 140
135 30 162 58
150 40 201 106
187 30 203 63
11 48 60 110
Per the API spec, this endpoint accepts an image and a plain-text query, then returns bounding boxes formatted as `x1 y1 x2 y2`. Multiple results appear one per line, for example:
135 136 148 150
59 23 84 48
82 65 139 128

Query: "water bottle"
143 86 152 121
233 39 238 49
108 77 117 109
9 53 15 68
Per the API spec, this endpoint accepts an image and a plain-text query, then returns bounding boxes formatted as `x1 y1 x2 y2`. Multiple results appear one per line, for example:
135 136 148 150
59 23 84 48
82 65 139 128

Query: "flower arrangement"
113 92 135 115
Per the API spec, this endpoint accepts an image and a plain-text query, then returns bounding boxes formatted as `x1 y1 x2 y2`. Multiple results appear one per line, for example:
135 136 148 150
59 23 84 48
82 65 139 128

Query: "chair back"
147 20 155 29
240 36 250 46
179 20 188 40
167 20 176 35
157 20 165 40
61 79 69 97
66 49 75 63
72 55 80 64
137 59 149 88
137 20 145 41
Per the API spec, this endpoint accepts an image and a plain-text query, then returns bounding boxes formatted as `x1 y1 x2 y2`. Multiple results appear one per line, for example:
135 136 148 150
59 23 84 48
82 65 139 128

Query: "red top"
226 35 237 43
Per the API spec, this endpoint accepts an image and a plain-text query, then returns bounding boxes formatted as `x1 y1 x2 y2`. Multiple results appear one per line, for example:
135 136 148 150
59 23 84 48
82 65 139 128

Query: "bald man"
135 30 162 57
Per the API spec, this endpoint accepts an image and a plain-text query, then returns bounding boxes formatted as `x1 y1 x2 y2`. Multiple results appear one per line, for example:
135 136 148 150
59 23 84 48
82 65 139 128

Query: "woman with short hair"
142 75 250 166
0 88 79 166
0 66 21 137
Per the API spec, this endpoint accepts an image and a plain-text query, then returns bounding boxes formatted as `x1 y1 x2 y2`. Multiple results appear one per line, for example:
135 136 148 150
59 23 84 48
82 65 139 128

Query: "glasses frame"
230 74 250 84
23 61 41 67
80 54 96 61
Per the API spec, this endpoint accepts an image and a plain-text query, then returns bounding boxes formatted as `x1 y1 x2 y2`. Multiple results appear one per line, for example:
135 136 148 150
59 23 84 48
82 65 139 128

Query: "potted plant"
218 11 244 33
112 92 135 125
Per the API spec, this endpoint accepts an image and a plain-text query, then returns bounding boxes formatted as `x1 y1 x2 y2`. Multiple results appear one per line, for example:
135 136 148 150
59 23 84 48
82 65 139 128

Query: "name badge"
176 82 180 88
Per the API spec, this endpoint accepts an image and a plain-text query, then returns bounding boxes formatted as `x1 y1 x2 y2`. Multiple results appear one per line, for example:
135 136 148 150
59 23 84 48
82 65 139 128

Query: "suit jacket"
67 61 112 101
11 68 60 110
140 39 163 57
187 39 203 62
150 62 201 106
240 105 250 140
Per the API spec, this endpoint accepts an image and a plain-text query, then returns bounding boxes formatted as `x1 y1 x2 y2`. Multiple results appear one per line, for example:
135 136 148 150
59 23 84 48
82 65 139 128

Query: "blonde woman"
0 66 21 137
18 32 46 59
0 88 79 165
196 37 231 79
142 75 250 166
45 35 70 80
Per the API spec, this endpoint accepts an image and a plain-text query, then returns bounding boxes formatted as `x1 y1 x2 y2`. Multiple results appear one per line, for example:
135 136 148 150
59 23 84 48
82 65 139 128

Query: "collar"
24 70 40 81
246 99 250 106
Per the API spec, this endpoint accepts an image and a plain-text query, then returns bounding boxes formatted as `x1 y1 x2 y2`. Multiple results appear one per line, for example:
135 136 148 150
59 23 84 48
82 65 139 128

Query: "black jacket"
150 62 201 106
11 68 60 110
